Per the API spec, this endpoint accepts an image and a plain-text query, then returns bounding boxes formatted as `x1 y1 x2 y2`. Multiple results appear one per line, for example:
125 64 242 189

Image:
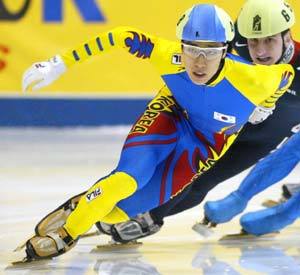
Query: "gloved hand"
22 55 66 92
204 191 248 224
248 105 275 125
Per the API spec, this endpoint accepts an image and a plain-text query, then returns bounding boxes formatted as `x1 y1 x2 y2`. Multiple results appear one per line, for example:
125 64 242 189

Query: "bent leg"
116 88 179 188
64 172 137 239
241 191 300 235
65 87 179 238
238 132 300 200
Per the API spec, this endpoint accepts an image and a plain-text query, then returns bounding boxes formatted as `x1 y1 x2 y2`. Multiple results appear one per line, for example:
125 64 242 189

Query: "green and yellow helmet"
237 0 295 38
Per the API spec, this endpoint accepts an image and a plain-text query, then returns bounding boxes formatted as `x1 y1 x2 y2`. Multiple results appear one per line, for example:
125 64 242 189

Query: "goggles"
182 43 227 60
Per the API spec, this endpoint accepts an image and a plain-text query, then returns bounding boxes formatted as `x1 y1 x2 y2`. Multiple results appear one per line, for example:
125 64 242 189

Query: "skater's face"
181 41 227 85
247 32 292 65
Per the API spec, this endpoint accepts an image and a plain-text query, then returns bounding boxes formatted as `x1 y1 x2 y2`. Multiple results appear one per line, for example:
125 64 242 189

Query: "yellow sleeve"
259 66 294 108
60 26 182 75
226 59 295 108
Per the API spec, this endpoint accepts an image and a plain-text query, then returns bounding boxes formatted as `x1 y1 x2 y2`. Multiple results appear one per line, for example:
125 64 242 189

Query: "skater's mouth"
193 71 207 79
255 56 272 64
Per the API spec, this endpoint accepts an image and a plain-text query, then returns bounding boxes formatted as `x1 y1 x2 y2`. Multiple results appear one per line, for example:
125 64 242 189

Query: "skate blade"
219 231 279 241
192 222 215 238
10 257 51 267
81 230 101 239
14 230 99 252
11 257 33 265
262 199 279 208
94 240 143 251
14 234 35 252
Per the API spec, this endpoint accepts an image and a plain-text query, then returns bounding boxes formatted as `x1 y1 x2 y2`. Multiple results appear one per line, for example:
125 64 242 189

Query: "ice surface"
1 128 300 274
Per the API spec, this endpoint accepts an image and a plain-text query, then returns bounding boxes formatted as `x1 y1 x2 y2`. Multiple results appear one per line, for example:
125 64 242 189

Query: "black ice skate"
96 212 162 244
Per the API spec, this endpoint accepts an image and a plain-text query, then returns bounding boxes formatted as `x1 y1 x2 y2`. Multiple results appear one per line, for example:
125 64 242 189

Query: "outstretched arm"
22 26 180 91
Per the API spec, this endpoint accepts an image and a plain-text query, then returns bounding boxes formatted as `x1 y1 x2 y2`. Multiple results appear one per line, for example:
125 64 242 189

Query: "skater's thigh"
117 162 166 217
116 91 181 189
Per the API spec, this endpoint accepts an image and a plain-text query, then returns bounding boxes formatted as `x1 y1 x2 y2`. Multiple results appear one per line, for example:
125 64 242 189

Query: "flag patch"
214 112 236 124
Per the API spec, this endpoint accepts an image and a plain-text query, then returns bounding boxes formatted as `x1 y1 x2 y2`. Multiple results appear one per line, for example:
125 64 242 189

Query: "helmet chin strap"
276 34 294 64
205 44 228 85
205 58 225 85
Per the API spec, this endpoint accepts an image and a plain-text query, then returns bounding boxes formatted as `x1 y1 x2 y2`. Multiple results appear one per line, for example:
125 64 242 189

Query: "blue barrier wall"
0 98 150 126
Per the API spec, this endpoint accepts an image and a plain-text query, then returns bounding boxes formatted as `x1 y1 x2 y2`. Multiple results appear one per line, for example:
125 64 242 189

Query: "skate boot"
262 184 300 208
282 183 300 200
35 191 85 236
95 221 113 235
95 212 163 243
204 191 248 224
14 192 87 253
25 227 77 260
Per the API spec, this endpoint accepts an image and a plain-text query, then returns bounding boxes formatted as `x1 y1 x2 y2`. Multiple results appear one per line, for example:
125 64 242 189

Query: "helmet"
237 0 295 38
176 4 235 43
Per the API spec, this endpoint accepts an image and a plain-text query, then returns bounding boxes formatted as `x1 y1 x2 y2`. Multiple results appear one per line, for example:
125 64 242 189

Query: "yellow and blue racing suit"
59 27 294 239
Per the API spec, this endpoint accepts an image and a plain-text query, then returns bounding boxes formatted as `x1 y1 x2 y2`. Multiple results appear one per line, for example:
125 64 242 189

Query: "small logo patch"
252 15 262 32
235 41 247 47
172 54 182 64
34 63 45 69
86 188 102 202
214 112 236 124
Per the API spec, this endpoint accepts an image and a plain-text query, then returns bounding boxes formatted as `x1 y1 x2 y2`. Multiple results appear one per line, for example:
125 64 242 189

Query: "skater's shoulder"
225 53 252 65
